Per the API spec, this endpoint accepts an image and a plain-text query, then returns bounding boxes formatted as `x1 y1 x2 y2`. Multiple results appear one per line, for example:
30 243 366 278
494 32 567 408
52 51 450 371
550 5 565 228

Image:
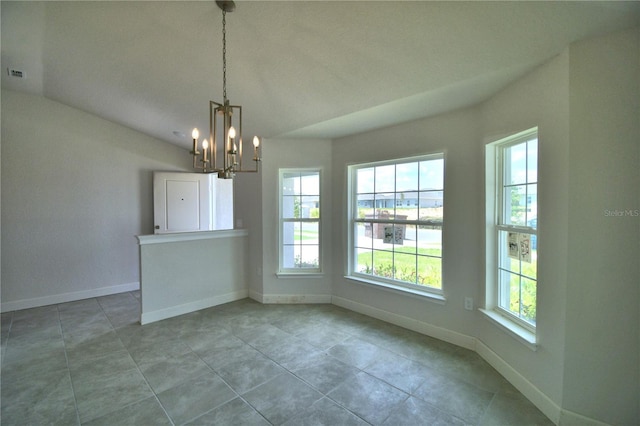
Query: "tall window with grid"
279 169 321 272
489 129 538 330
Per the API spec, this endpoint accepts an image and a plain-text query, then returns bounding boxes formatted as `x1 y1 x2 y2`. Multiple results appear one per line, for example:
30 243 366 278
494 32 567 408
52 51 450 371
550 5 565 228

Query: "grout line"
57 302 83 426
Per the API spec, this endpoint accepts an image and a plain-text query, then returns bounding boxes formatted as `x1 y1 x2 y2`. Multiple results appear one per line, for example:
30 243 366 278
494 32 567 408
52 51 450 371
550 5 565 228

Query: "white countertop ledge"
137 229 248 245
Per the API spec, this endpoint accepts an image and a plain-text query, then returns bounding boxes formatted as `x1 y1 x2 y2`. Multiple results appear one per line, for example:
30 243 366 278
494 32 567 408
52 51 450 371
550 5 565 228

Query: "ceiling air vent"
7 68 25 78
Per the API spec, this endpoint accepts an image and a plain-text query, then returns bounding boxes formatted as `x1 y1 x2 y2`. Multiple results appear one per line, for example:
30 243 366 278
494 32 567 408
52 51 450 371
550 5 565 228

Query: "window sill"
479 308 537 351
276 272 324 279
345 275 446 305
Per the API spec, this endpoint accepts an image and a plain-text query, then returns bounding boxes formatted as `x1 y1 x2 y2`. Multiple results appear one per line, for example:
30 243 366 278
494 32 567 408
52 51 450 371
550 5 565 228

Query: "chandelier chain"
222 9 227 102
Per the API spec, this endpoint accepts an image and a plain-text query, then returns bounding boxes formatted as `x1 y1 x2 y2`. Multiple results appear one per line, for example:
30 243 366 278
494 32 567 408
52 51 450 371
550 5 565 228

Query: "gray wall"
563 28 639 425
256 138 333 302
479 44 570 409
1 89 192 310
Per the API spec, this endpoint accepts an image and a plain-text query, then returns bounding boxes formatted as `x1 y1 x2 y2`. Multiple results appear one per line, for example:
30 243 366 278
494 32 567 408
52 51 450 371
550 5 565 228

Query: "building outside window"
348 154 444 295
486 128 538 334
279 169 321 272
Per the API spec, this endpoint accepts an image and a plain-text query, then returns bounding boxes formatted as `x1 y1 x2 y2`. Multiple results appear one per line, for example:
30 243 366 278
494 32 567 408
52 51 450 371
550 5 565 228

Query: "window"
348 154 444 295
486 128 538 335
279 169 321 272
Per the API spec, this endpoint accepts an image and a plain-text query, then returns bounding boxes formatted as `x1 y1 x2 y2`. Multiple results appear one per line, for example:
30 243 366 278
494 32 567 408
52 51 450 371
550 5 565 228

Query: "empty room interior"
1 1 639 425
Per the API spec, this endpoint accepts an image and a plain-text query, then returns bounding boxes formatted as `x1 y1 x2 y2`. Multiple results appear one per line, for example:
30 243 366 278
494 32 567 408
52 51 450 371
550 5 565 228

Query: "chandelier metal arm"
190 0 261 178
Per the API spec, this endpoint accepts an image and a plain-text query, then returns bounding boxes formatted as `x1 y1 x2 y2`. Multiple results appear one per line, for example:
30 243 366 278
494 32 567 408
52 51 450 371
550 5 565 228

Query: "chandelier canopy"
191 0 261 178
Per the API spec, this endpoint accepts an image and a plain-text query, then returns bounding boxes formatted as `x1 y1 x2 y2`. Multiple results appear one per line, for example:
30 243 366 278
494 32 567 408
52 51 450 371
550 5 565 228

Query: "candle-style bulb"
192 128 200 139
202 139 209 149
253 136 260 148
228 126 236 139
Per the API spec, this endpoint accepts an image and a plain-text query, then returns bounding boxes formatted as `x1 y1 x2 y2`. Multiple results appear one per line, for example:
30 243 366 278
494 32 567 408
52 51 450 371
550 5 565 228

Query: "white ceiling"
2 1 639 149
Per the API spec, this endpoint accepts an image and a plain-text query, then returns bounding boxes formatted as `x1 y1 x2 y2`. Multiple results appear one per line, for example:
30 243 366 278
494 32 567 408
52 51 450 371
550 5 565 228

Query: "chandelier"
191 0 261 178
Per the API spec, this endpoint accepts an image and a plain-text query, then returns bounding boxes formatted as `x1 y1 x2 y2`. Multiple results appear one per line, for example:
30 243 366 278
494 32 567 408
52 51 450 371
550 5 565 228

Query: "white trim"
475 339 561 425
331 295 474 350
248 289 263 303
558 409 610 426
140 289 247 325
136 229 248 245
479 308 537 350
261 293 332 304
275 272 324 279
1 282 140 313
345 275 446 305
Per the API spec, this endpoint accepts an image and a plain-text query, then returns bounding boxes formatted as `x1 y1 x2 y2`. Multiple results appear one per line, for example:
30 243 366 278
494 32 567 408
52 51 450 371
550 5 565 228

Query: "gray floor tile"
156 371 237 425
64 329 125 359
82 396 172 426
215 353 286 394
61 318 115 347
243 372 324 425
328 336 392 369
382 396 469 426
256 334 325 370
295 322 352 350
328 371 409 425
127 337 193 369
140 351 214 394
116 320 177 348
293 352 361 394
413 369 494 424
2 346 69 384
271 314 324 335
364 350 433 393
0 296 553 426
186 397 270 426
283 396 370 426
1 367 78 425
480 392 555 426
68 348 138 383
179 327 234 352
73 368 153 423
4 328 65 356
432 347 512 393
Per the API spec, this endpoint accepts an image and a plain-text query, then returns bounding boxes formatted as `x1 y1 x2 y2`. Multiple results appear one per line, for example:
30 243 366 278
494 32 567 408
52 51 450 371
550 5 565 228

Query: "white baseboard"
248 289 263 303
558 409 611 426
1 282 140 313
141 289 248 325
475 339 562 424
331 295 476 350
250 291 331 304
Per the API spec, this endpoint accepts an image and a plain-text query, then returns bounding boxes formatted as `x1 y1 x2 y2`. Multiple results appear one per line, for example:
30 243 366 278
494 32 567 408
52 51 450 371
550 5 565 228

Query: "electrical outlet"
464 297 473 311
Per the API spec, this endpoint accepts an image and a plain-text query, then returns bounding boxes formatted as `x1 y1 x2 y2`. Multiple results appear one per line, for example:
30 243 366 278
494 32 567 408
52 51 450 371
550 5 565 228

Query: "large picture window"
279 169 321 272
348 154 444 294
486 128 538 334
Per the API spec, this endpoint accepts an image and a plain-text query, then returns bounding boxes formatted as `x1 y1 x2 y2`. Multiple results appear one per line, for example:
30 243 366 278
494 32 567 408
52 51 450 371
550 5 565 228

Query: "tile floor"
1 292 553 425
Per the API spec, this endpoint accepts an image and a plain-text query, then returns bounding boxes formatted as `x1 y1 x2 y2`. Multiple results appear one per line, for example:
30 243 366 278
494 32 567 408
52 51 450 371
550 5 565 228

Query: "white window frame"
278 168 322 274
347 154 445 300
483 128 538 348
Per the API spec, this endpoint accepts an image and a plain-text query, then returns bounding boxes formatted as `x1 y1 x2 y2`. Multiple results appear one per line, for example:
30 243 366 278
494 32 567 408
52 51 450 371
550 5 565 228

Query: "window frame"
485 128 538 340
278 168 322 274
347 153 445 298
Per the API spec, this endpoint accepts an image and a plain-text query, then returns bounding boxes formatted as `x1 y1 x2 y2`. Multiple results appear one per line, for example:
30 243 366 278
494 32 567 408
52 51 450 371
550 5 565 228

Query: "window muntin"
493 131 538 328
280 169 321 272
350 154 444 293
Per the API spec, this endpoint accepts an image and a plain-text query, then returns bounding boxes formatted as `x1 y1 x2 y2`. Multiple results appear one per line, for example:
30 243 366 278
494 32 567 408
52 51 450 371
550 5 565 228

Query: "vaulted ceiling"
3 1 639 149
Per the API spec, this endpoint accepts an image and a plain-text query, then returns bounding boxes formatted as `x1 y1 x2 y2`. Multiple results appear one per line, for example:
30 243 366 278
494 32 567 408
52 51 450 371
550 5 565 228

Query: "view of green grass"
502 253 537 324
358 248 442 289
